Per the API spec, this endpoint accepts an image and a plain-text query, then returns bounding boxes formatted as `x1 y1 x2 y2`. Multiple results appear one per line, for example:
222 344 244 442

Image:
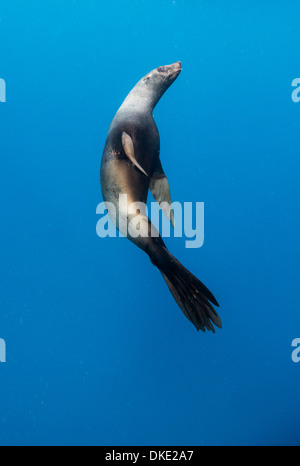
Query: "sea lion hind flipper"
149 243 221 332
122 132 149 177
150 163 175 228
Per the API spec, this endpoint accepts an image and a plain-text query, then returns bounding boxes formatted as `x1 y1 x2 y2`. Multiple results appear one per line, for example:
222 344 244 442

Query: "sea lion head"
141 61 182 95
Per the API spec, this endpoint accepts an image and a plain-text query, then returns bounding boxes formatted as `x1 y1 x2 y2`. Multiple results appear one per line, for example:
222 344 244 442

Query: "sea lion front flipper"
122 132 149 177
150 160 175 228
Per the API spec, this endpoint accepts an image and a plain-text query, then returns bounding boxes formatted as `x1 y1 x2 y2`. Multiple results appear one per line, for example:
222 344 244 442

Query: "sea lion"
100 62 221 332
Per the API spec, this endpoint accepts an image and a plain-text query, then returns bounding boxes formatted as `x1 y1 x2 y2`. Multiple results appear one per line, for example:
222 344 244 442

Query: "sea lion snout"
157 62 181 73
168 61 182 78
155 62 182 85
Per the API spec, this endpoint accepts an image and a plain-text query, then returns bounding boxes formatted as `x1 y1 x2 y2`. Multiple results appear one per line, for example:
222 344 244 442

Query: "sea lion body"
100 62 221 332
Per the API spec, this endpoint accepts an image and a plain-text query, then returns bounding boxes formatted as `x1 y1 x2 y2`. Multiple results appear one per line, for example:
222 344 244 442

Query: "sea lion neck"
117 62 182 115
118 81 163 115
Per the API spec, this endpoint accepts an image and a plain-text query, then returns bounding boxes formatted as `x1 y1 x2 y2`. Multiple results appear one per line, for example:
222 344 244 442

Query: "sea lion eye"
158 67 167 73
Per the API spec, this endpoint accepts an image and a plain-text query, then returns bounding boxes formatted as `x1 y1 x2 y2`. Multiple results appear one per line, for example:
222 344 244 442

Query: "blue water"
1 0 300 446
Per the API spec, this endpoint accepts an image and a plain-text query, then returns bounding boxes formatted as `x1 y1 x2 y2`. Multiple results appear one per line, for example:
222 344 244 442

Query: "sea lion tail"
149 243 221 332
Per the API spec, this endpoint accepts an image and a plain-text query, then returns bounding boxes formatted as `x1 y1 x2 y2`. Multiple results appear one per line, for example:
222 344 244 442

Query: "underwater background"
0 0 300 446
